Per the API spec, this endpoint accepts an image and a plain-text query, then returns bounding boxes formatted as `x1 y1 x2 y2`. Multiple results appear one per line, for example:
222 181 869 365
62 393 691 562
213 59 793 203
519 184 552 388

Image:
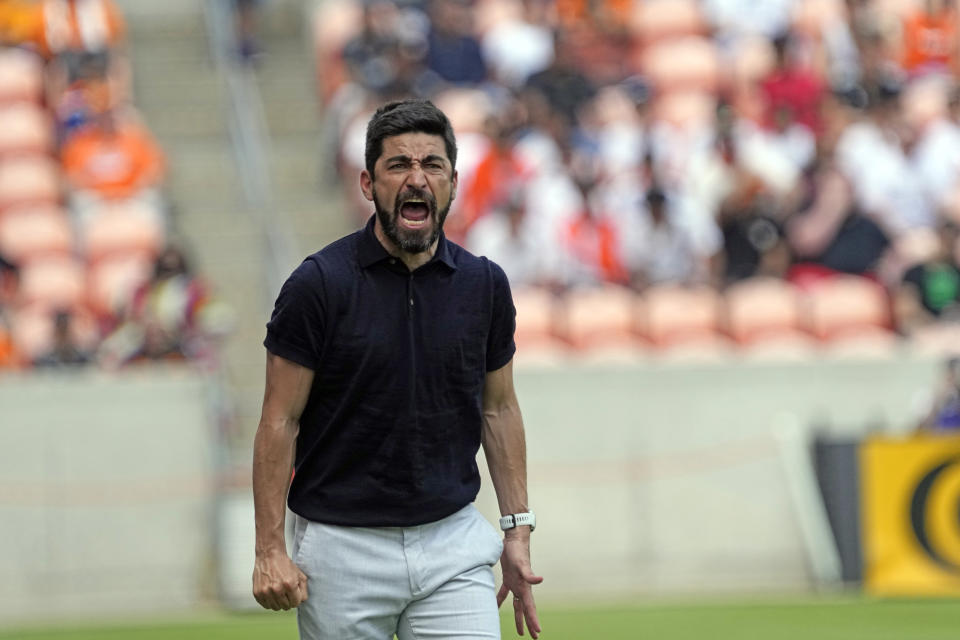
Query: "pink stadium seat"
87 253 153 316
630 0 707 44
18 257 86 309
562 285 641 351
0 206 73 264
639 284 725 348
653 90 717 132
0 48 43 105
81 202 165 263
724 277 808 344
9 303 99 362
909 323 960 357
512 286 569 361
792 0 848 39
820 326 899 359
0 155 61 208
641 37 720 94
0 103 53 157
804 275 893 342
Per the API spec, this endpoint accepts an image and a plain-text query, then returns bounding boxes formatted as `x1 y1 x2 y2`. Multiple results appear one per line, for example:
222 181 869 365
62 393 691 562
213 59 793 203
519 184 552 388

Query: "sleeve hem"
486 343 516 372
264 334 319 371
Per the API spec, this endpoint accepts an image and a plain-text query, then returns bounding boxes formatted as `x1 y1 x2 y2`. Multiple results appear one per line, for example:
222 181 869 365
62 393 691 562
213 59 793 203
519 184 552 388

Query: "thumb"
522 569 544 585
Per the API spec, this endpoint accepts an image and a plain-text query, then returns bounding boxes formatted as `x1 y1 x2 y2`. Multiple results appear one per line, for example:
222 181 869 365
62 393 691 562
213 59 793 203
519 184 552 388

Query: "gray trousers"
292 504 503 639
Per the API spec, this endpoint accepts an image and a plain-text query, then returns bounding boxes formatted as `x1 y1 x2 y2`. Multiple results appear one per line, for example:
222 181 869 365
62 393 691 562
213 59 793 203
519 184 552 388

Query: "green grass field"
4 597 960 640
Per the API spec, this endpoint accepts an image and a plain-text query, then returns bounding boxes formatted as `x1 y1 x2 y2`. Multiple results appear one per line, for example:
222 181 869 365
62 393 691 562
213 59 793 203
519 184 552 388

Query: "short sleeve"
264 259 326 370
486 259 516 371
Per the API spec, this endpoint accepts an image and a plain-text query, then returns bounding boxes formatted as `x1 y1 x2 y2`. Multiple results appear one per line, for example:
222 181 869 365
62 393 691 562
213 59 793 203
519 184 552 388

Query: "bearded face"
373 184 451 254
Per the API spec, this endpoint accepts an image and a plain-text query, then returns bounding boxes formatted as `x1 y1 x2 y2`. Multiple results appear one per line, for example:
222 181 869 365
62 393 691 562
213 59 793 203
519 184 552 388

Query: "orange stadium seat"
562 284 641 351
641 37 720 94
87 252 152 316
81 202 165 263
639 283 726 347
630 0 707 44
0 48 43 104
804 275 893 342
0 103 53 156
0 205 73 264
18 256 86 309
0 155 61 208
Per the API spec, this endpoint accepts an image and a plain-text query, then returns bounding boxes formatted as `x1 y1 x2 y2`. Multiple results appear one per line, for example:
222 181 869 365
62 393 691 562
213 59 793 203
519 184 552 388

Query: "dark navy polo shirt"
264 216 516 527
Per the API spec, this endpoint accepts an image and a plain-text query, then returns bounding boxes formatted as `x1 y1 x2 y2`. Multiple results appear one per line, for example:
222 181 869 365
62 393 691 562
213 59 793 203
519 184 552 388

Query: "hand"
253 549 308 611
497 530 543 638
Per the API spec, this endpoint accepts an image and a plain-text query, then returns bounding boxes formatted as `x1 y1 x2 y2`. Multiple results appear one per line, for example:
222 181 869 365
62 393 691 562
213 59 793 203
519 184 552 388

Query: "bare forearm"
252 419 297 555
482 403 530 516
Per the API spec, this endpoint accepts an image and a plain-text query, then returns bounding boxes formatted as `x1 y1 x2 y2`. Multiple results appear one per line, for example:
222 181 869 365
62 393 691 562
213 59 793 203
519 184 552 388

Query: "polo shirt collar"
357 215 457 271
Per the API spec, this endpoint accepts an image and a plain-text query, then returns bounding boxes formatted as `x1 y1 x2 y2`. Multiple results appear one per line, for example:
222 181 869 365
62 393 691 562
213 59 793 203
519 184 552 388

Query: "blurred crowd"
314 0 960 348
0 0 228 371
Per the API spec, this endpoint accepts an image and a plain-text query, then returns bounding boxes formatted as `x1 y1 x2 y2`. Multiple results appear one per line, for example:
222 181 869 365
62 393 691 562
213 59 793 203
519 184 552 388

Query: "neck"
373 220 438 271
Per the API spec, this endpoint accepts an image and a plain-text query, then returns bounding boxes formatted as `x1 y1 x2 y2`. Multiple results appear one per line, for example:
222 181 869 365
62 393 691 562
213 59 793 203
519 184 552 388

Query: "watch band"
499 511 536 532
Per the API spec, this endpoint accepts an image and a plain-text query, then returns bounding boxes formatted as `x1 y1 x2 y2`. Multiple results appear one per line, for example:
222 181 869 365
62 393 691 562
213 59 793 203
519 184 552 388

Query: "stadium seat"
0 48 44 105
906 322 960 357
562 284 642 351
639 283 725 348
820 326 900 360
641 37 720 95
87 253 153 317
653 90 717 132
736 331 819 362
724 277 807 344
629 0 707 44
0 103 53 157
0 155 61 208
803 275 893 341
18 256 86 309
792 0 848 39
0 205 73 264
9 303 99 363
311 0 361 102
81 202 165 264
512 286 569 362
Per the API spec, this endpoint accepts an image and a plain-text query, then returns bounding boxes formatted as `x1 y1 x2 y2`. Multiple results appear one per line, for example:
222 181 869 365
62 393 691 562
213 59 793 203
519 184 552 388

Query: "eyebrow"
384 154 448 165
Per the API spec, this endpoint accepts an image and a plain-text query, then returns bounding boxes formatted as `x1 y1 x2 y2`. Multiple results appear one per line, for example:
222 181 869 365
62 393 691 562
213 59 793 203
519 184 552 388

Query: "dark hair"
364 99 457 176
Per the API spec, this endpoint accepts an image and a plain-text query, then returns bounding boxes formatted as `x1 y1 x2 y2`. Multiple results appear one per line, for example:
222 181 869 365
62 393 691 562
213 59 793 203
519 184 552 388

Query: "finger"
513 596 524 636
295 576 309 607
523 598 542 639
496 583 510 608
275 585 296 611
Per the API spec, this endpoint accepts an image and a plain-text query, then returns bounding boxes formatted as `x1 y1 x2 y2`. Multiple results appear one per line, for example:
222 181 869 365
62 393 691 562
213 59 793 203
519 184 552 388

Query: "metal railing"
202 0 298 304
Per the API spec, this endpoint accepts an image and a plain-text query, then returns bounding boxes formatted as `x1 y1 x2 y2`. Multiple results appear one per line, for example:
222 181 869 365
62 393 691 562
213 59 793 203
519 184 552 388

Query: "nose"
406 163 428 190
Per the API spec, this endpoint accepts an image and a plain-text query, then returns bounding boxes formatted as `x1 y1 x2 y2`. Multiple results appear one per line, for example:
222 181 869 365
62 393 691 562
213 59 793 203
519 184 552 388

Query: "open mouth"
399 199 431 228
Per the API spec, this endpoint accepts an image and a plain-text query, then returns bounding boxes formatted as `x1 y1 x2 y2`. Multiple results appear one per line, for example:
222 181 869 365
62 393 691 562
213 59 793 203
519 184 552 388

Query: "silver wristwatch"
499 511 536 532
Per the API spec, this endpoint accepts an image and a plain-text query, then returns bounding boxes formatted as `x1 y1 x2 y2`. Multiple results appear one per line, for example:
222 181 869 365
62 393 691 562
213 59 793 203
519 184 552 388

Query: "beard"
374 186 451 254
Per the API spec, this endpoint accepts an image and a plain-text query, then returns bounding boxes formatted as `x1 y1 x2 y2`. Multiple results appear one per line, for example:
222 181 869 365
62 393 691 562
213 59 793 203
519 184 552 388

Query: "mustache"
395 187 437 211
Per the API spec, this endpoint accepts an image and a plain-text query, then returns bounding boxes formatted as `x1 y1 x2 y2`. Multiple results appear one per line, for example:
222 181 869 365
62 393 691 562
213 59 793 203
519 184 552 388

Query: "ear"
360 170 374 202
450 169 459 202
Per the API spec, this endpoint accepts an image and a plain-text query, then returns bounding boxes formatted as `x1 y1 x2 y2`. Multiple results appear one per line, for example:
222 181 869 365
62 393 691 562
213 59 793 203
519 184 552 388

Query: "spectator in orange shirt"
38 0 131 141
61 108 165 202
901 0 959 76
